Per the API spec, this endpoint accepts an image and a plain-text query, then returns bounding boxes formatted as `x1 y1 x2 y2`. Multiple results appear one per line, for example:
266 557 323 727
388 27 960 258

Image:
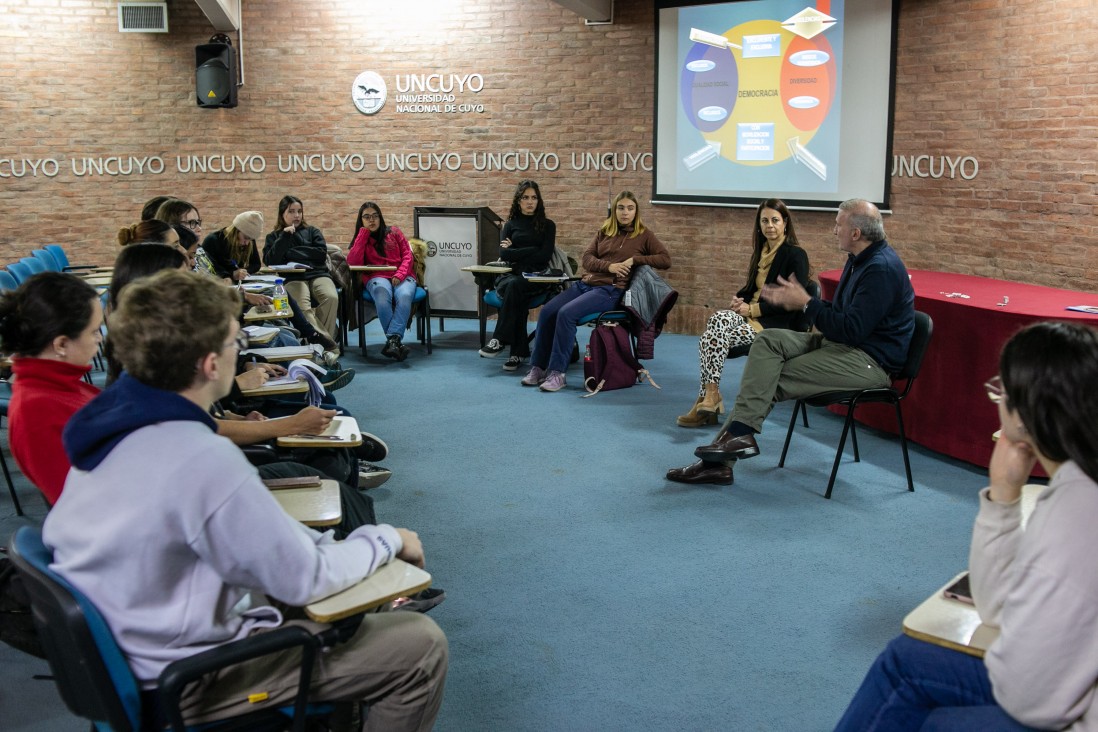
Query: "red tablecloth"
818 269 1098 468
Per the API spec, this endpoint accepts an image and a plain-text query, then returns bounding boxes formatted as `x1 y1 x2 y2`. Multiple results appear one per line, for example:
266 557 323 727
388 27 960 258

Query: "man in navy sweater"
668 199 915 485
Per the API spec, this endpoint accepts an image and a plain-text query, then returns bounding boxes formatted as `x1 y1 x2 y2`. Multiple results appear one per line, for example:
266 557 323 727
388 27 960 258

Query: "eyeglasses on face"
361 212 380 222
224 331 249 352
181 218 203 230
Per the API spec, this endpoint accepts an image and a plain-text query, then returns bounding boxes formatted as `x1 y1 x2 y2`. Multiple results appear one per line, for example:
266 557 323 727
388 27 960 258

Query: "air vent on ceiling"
118 2 168 33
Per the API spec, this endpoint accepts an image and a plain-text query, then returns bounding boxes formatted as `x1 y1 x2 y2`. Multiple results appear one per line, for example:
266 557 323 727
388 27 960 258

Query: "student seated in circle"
835 321 1098 732
478 179 556 372
520 190 670 393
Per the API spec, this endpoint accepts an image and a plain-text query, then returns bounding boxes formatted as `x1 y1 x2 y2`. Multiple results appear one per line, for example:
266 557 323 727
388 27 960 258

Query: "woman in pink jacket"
347 201 415 361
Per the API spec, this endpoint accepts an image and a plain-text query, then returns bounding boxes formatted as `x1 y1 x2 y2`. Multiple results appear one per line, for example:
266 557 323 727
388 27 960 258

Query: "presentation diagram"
677 2 842 193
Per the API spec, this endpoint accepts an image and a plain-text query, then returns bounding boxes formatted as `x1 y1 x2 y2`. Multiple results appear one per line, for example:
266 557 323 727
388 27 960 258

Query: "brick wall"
0 0 1094 334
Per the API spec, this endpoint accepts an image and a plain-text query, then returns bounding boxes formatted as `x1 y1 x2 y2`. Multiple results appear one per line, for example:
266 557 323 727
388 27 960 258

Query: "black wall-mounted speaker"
195 43 237 108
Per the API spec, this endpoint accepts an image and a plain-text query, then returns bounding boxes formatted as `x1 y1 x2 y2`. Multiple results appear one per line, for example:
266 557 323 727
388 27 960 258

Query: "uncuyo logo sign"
352 71 387 115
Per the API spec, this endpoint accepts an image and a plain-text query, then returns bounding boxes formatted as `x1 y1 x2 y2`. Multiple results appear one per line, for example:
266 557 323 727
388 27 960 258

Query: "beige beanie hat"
232 211 265 241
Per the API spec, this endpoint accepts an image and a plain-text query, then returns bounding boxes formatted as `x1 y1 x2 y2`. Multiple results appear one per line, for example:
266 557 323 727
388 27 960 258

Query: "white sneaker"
502 355 525 371
478 339 504 358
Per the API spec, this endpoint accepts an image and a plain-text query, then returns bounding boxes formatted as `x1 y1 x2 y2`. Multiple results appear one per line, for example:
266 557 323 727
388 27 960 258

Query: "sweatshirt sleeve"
263 231 293 266
805 262 893 347
633 231 671 270
202 232 235 279
971 474 1098 729
581 233 611 273
194 472 404 607
392 228 413 282
347 228 367 267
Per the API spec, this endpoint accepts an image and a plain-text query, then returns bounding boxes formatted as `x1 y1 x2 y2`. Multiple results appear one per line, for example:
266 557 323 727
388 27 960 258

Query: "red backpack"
582 318 660 397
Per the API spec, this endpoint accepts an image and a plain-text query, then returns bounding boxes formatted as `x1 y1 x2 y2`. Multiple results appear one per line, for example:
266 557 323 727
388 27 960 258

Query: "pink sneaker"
539 370 567 392
521 366 546 386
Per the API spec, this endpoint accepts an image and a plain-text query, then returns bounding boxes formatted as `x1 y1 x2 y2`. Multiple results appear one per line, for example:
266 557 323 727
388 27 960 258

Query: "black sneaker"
353 432 389 462
392 587 446 613
395 341 410 362
478 339 504 358
357 461 392 490
321 368 355 391
502 355 525 371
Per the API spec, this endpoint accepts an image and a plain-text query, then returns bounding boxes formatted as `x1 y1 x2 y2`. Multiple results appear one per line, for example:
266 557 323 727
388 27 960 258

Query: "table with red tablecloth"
817 269 1098 468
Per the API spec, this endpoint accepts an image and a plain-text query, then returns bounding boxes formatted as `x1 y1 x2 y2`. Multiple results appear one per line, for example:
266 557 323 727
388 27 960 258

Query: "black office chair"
777 310 934 499
8 526 347 732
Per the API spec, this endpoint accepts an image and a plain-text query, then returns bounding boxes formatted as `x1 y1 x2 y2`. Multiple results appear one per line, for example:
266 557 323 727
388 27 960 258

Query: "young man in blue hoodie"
44 269 447 730
667 199 916 485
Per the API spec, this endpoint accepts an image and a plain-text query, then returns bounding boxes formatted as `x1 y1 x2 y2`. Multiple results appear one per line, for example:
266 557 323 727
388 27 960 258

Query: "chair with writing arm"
777 310 934 499
8 525 353 732
31 249 62 272
19 256 48 277
5 261 35 285
356 238 432 357
44 244 99 272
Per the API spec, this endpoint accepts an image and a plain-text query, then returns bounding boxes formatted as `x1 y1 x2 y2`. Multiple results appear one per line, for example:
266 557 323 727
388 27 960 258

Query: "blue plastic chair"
44 244 72 269
19 257 47 276
6 261 34 284
8 526 340 732
32 249 62 271
44 244 99 272
481 288 554 349
0 270 18 292
357 285 432 357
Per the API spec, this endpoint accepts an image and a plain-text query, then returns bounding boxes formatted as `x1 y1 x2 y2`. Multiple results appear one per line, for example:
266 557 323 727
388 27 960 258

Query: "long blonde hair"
599 191 647 238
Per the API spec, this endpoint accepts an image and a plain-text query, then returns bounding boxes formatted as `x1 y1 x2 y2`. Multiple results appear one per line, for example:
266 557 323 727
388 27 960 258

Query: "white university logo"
352 71 386 115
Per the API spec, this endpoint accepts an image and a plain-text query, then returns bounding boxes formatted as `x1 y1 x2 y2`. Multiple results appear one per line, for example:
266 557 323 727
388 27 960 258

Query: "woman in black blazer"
679 198 810 427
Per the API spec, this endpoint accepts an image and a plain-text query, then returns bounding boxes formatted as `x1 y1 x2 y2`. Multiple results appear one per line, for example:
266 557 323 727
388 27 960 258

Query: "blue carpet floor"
0 318 991 731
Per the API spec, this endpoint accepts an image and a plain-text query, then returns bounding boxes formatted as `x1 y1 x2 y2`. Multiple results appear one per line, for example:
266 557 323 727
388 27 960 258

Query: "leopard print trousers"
697 309 756 397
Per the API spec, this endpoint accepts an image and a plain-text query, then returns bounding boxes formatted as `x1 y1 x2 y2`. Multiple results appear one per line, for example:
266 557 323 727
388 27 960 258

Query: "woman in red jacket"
347 201 416 361
0 272 102 504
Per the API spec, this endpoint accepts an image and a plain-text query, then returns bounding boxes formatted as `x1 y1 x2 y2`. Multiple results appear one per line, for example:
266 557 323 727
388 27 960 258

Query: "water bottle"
272 278 289 313
584 344 592 363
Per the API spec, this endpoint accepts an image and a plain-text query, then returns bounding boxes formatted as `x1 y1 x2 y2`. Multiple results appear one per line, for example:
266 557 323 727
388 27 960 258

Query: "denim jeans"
834 634 1038 731
530 282 621 373
366 276 417 337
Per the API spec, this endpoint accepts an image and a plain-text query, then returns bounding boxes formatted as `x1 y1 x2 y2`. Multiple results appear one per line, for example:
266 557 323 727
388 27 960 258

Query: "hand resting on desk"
395 528 426 568
217 406 337 446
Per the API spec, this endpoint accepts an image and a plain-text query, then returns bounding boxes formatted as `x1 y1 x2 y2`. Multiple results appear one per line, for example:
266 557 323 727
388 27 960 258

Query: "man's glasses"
181 219 203 230
225 331 249 352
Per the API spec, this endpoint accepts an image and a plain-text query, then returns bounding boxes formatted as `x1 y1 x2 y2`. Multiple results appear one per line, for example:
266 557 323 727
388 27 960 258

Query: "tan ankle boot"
677 396 718 427
697 383 724 417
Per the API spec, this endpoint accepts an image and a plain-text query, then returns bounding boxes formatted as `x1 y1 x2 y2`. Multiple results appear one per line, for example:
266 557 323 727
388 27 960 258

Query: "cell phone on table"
942 573 974 604
262 475 322 490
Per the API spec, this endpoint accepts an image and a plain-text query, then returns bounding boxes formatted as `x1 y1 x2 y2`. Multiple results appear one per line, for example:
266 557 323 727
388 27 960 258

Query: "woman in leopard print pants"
679 199 811 427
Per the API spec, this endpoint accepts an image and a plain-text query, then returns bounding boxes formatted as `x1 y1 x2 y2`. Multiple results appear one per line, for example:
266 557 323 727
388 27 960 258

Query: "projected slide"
679 3 840 192
655 0 895 209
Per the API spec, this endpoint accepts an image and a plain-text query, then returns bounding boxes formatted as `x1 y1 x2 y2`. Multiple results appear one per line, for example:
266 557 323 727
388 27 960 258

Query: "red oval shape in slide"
780 35 835 131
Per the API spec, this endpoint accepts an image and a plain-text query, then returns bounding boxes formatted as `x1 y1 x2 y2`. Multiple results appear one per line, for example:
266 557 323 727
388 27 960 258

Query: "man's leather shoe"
694 431 760 461
665 460 734 486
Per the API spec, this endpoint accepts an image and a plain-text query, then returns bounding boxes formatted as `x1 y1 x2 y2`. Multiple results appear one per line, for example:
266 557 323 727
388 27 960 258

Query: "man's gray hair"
840 198 886 242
